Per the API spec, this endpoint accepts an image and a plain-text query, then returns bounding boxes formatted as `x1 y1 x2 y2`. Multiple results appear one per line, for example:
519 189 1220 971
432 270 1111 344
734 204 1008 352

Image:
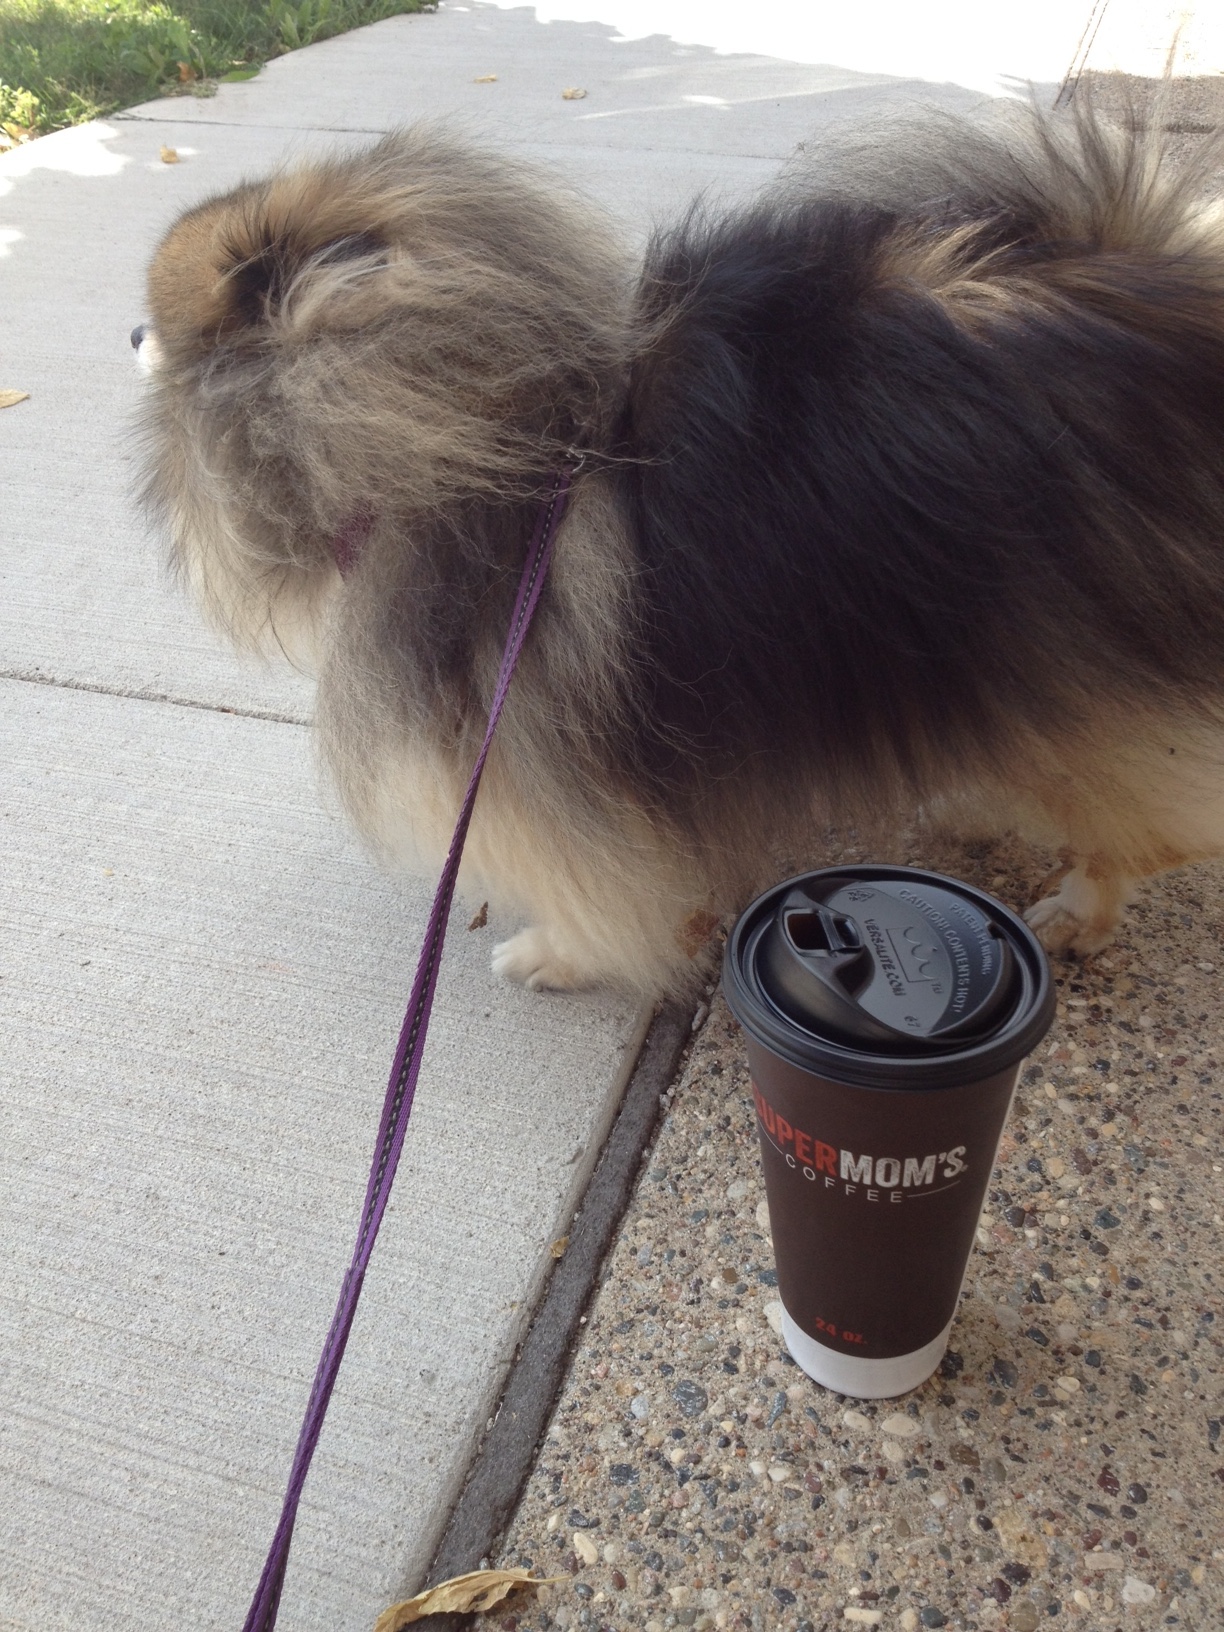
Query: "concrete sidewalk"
1 4 1210 1631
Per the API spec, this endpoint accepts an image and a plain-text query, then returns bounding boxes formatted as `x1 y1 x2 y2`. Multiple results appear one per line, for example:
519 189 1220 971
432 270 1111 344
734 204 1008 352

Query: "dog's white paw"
1023 886 1117 959
491 926 581 991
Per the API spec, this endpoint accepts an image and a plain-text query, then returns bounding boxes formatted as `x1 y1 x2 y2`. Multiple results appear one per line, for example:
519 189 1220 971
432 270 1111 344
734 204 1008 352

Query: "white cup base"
781 1307 952 1399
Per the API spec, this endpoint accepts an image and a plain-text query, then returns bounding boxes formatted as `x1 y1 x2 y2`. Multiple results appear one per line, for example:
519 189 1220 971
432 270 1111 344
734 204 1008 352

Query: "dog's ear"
148 177 391 354
221 227 388 329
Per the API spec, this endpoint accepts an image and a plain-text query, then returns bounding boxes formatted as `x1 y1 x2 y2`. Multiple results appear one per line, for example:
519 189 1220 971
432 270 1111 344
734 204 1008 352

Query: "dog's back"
617 103 1224 828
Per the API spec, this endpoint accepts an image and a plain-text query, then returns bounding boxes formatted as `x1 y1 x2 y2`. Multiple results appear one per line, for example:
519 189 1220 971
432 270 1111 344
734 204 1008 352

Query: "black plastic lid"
723 866 1055 1089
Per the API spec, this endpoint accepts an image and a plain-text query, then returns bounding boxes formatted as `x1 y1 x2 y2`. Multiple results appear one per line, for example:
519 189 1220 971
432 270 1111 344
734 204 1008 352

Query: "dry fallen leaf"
374 1568 563 1631
473 73 498 82
561 87 588 100
467 901 489 931
677 907 721 958
0 390 30 409
550 1235 570 1259
160 145 180 164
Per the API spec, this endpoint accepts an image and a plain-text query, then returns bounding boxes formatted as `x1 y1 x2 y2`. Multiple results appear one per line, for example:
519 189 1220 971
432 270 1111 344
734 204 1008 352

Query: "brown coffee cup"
722 866 1055 1398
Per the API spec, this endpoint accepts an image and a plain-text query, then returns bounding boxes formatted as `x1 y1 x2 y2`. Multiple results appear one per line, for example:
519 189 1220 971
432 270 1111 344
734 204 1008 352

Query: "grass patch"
0 0 433 138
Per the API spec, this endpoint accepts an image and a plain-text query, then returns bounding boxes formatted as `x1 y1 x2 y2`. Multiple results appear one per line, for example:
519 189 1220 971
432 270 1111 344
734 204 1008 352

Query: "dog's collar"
330 510 374 578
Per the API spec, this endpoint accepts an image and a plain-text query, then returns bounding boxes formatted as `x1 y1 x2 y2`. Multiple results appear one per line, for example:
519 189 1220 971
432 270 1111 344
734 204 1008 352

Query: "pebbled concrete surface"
491 835 1224 1632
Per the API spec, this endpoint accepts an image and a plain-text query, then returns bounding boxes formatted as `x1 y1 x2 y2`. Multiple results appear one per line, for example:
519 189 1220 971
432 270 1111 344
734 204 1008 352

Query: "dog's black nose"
131 324 147 350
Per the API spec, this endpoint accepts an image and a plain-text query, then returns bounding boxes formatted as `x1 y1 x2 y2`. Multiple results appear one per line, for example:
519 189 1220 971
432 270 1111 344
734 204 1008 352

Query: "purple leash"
242 466 575 1632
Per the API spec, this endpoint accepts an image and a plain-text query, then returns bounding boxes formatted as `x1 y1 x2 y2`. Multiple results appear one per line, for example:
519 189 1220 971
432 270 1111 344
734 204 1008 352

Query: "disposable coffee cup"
722 865 1055 1399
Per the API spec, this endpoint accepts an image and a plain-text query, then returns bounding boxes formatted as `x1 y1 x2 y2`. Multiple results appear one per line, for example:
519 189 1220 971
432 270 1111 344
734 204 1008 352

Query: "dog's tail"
775 86 1223 266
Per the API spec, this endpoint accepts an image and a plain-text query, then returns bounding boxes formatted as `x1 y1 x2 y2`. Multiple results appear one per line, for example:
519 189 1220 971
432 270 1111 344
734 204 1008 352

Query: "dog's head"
136 129 630 657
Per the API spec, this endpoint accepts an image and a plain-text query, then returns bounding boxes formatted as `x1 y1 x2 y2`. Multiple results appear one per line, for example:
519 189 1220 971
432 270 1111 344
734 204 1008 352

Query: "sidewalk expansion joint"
108 113 785 163
0 667 311 726
113 113 391 136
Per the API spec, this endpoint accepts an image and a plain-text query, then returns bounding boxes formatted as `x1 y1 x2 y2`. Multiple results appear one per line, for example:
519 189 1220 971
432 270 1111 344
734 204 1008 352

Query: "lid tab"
758 875 1017 1052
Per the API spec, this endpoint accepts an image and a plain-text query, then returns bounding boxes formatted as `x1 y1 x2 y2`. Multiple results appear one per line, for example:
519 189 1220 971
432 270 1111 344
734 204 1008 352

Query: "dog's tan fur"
144 134 635 651
138 113 1224 999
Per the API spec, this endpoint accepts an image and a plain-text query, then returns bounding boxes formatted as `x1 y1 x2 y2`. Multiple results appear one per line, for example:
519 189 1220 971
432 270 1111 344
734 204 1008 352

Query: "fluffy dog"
136 104 1224 1000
